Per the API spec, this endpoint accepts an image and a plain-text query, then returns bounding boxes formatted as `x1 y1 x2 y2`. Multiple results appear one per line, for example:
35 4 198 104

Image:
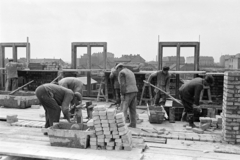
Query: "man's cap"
163 66 170 71
205 75 214 85
115 63 124 69
74 92 82 101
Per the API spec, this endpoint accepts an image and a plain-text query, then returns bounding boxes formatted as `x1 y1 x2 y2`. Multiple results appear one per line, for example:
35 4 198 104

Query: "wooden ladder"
200 86 212 103
139 83 153 105
97 78 106 102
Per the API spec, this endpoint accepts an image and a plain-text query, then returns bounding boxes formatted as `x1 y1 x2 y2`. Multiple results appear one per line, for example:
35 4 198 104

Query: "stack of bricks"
87 105 133 150
222 71 240 144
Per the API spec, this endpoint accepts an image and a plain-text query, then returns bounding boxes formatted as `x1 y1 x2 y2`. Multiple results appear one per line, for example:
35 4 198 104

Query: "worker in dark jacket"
109 63 121 105
35 84 82 131
146 66 170 106
179 75 214 128
116 63 138 128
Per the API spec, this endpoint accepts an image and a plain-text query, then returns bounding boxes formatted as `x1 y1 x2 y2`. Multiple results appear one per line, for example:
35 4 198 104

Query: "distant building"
162 56 185 67
225 54 240 69
77 52 116 70
18 58 68 70
219 55 232 67
186 56 214 66
115 54 145 65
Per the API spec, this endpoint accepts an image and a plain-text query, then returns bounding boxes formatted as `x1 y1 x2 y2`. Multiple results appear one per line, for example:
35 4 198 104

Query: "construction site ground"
0 100 240 160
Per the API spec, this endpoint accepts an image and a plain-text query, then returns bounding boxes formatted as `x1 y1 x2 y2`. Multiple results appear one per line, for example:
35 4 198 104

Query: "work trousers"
179 91 194 114
115 88 121 104
154 91 166 106
122 92 137 125
5 78 18 91
35 86 61 128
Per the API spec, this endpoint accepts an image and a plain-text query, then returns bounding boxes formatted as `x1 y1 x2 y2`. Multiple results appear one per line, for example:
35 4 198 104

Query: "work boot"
187 114 198 128
128 123 136 128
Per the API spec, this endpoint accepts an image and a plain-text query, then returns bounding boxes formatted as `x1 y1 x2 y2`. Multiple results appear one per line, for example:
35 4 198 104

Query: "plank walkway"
0 121 240 160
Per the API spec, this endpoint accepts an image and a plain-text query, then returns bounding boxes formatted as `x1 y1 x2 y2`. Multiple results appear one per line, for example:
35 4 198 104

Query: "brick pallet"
87 105 133 151
222 71 240 144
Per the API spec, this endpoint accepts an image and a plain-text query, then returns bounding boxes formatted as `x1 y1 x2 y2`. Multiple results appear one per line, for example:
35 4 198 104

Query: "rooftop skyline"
1 0 240 63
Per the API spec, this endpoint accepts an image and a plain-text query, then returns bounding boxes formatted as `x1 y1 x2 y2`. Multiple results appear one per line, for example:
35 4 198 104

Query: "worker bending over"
58 77 84 95
5 59 23 91
116 63 138 128
146 66 170 106
35 83 82 131
179 75 214 128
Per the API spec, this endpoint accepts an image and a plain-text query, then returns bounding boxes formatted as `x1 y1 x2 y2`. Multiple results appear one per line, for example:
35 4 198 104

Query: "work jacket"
5 62 22 79
58 77 84 94
179 78 204 105
109 67 120 89
118 68 138 95
156 70 170 93
43 83 74 110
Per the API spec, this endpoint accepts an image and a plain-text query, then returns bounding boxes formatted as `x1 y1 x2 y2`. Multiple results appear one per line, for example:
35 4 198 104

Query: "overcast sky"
1 0 240 63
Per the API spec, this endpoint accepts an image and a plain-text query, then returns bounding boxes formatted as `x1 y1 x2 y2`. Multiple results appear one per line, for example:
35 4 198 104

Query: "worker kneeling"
35 83 82 132
179 75 214 128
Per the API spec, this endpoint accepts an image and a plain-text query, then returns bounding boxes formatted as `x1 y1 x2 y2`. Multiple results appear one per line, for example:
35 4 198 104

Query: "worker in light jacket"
5 59 23 91
146 66 170 106
179 75 214 128
58 77 84 95
35 83 82 133
116 63 138 128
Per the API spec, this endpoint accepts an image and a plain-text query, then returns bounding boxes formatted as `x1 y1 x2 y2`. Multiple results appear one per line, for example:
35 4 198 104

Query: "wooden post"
12 44 17 62
26 37 30 69
0 45 5 89
87 45 91 96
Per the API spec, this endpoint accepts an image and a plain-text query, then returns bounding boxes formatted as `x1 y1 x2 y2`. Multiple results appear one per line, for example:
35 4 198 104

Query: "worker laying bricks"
35 83 82 134
116 63 138 128
58 77 84 116
109 63 121 105
5 59 24 91
179 75 214 128
146 66 170 106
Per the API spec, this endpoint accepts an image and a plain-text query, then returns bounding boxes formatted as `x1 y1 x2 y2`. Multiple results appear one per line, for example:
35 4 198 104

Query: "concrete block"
99 110 107 116
200 123 211 131
99 115 107 120
106 146 114 150
101 119 109 124
192 128 204 134
31 105 40 109
6 115 18 123
108 119 116 123
87 119 94 127
90 145 97 149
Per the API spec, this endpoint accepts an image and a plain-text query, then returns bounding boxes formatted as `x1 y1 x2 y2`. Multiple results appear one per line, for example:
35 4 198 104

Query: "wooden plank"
0 141 143 160
145 147 240 160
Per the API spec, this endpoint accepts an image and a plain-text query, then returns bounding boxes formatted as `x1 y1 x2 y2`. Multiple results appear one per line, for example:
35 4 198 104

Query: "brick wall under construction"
222 71 240 144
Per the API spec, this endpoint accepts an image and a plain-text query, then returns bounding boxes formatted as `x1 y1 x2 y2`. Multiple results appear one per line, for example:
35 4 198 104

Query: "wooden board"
0 141 143 160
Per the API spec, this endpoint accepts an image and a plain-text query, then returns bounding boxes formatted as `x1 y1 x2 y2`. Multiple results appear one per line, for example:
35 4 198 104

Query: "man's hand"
193 104 202 113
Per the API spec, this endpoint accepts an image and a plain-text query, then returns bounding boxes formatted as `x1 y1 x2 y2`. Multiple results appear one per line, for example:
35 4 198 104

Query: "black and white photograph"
0 0 240 159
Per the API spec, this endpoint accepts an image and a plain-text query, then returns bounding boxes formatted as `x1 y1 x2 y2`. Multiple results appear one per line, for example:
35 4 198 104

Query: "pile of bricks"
222 71 240 144
87 105 133 150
